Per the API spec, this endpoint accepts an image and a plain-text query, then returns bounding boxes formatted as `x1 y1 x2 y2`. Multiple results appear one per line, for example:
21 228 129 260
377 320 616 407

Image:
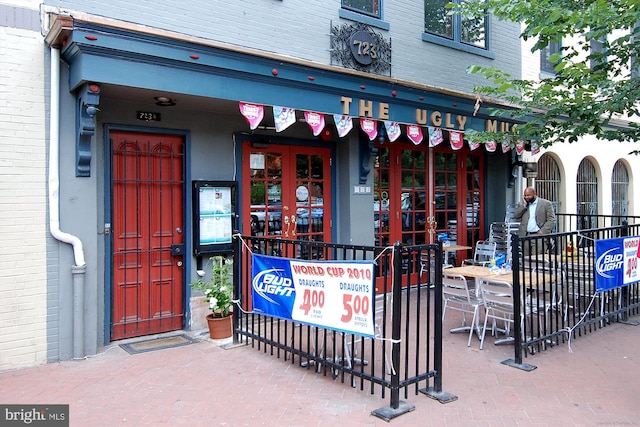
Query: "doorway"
109 130 185 340
374 142 484 251
241 140 333 256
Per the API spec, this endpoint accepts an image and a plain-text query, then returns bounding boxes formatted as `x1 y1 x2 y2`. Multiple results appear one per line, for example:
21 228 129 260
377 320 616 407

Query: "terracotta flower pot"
206 313 233 339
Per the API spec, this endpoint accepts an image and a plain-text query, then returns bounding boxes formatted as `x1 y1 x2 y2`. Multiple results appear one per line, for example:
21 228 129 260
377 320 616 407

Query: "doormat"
119 334 197 355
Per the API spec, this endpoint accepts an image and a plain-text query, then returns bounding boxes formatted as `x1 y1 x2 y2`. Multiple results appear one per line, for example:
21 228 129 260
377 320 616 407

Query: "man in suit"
514 187 556 254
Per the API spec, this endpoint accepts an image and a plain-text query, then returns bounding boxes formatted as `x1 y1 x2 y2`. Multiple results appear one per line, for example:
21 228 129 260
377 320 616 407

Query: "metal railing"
508 220 640 368
556 213 640 233
231 236 455 419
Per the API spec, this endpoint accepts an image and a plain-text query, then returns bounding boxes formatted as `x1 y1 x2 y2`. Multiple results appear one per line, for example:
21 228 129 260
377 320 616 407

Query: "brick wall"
0 1 49 370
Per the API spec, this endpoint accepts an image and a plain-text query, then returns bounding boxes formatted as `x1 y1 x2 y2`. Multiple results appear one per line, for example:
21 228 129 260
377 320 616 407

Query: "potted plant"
190 255 234 339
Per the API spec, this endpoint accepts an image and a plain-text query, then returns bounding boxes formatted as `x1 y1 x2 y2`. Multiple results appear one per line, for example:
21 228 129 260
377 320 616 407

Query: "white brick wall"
520 25 640 217
0 16 49 370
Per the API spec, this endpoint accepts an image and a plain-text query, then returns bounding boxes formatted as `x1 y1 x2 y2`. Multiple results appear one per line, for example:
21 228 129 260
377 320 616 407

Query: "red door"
241 142 332 251
110 130 185 340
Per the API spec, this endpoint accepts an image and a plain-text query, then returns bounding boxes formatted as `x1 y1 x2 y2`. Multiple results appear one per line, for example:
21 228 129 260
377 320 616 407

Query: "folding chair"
462 240 497 267
442 273 483 346
478 277 536 349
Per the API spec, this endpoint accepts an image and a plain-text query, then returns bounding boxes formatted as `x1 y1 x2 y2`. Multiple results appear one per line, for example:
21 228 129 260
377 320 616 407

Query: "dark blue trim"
421 33 496 60
62 22 517 129
76 83 100 177
339 9 390 31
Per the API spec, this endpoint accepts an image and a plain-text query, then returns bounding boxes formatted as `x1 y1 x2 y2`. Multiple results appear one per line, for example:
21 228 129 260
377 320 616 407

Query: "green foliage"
190 256 234 317
449 0 640 152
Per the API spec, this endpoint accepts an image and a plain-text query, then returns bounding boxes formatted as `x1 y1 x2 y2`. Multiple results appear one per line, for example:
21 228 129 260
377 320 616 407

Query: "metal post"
502 234 536 371
372 242 415 421
229 232 242 347
618 221 638 325
421 241 457 402
432 242 444 392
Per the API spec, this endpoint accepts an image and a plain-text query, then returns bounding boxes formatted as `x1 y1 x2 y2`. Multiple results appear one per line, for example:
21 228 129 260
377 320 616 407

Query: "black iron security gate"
230 236 454 420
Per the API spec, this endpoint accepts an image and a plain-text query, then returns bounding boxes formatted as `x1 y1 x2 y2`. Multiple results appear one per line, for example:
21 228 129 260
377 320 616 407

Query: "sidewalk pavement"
1 322 639 427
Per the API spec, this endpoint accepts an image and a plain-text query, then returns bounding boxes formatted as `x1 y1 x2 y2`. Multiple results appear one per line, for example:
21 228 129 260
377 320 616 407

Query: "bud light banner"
595 236 640 292
251 254 376 337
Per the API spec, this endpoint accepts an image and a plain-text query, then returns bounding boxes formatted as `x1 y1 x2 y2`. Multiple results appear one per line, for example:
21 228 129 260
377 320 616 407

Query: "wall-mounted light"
154 96 176 107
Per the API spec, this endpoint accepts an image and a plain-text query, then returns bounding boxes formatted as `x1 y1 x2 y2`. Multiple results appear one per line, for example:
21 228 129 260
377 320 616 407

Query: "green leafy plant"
190 256 234 317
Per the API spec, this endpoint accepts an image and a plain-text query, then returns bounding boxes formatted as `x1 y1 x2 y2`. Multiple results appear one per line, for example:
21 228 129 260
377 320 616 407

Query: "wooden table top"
445 265 494 279
442 244 472 252
445 265 554 287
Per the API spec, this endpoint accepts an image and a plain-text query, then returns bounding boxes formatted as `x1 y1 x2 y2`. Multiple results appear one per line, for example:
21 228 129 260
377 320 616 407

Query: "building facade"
520 31 639 226
6 0 632 371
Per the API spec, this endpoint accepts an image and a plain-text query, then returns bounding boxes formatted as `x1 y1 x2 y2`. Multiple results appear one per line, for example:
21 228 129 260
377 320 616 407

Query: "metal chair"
462 240 497 267
442 273 483 346
419 253 452 287
478 278 534 350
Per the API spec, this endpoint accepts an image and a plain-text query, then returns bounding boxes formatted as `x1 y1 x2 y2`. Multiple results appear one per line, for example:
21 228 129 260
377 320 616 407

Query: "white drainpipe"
49 47 87 360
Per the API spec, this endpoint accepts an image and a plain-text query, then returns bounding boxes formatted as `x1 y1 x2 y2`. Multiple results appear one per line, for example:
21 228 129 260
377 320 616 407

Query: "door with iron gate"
110 130 185 340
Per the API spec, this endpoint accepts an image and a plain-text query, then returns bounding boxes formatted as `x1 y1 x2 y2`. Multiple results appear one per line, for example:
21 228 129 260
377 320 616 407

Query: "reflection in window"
590 36 607 71
424 0 486 49
342 0 380 18
540 40 561 74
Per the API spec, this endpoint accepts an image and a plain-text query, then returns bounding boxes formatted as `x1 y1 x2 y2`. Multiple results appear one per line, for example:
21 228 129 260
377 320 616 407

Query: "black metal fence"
509 220 640 368
556 213 640 233
231 236 455 420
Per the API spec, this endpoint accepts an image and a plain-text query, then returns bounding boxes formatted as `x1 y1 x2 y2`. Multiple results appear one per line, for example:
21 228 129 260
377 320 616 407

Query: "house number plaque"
349 30 377 65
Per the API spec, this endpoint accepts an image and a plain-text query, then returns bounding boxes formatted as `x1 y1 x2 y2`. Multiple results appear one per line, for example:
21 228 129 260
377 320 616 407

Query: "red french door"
110 130 185 340
241 142 332 251
432 148 484 248
374 143 484 251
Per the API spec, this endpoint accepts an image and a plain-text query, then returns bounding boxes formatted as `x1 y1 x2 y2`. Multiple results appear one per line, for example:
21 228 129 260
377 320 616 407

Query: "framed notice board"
192 180 237 256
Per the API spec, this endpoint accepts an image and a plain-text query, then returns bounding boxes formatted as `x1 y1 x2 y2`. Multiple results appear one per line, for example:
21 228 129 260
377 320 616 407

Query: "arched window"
611 160 629 224
576 158 598 230
536 153 561 213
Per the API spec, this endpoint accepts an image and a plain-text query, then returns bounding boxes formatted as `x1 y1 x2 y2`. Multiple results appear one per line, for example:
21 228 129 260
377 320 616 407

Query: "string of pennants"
239 102 539 154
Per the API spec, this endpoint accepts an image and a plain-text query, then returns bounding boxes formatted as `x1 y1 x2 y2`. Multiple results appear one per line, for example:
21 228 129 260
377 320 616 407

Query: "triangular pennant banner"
239 102 264 130
333 115 353 138
531 142 540 155
360 118 378 141
516 139 525 154
501 140 511 153
273 106 296 132
485 141 497 152
304 111 325 136
468 139 480 150
428 127 443 147
384 121 401 142
449 131 464 150
406 125 423 145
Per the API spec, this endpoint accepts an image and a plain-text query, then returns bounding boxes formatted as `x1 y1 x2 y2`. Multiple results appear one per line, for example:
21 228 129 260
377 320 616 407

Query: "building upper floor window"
590 36 606 71
424 0 487 50
342 0 381 19
540 40 561 74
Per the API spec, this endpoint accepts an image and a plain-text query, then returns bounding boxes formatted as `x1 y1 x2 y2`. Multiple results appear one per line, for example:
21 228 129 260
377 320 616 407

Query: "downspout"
49 47 87 360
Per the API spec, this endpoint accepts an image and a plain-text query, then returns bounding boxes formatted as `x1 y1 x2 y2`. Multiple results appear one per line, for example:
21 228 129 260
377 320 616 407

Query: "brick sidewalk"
1 322 639 426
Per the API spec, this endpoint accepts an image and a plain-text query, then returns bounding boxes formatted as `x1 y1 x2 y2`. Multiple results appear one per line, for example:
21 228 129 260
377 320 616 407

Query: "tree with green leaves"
451 0 640 153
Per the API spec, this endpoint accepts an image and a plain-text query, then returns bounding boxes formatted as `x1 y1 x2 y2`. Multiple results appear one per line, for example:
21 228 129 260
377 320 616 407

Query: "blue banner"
595 236 640 292
251 254 376 337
